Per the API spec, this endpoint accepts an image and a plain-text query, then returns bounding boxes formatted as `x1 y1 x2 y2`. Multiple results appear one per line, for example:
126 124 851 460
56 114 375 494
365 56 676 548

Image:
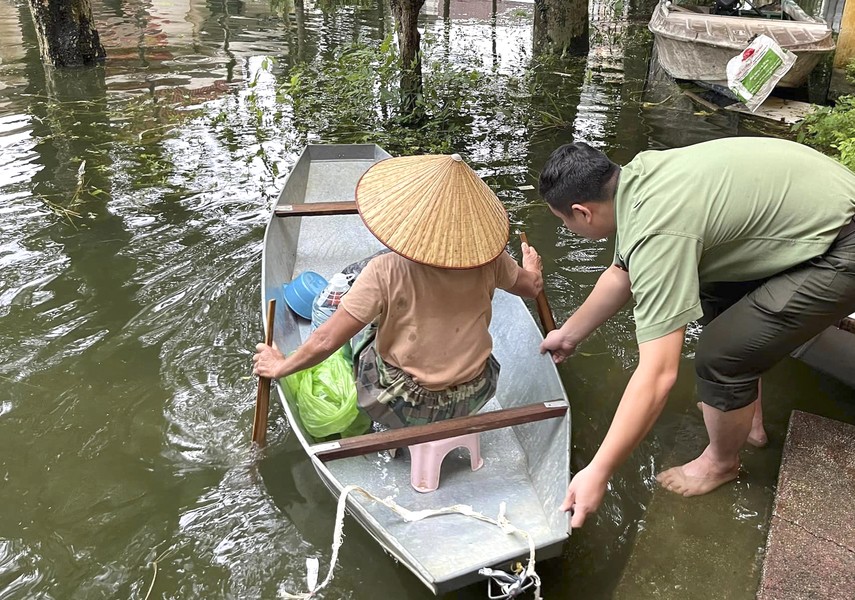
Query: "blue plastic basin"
283 271 328 319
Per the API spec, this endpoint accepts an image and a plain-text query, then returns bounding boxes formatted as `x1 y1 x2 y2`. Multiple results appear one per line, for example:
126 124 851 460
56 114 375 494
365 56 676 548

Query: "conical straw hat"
355 154 509 269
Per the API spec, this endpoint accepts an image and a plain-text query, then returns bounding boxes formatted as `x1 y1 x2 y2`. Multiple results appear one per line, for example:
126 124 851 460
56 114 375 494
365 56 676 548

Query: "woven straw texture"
355 155 509 269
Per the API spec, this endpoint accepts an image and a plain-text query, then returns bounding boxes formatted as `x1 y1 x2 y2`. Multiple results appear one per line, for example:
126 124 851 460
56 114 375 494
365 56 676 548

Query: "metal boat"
260 144 571 594
648 0 835 89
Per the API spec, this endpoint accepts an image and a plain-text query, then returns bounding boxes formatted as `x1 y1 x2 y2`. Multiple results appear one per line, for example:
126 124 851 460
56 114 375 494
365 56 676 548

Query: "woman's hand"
521 241 542 274
253 343 287 378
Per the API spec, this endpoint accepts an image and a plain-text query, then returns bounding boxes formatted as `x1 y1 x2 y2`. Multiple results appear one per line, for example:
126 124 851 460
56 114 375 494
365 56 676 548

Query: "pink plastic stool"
409 433 483 493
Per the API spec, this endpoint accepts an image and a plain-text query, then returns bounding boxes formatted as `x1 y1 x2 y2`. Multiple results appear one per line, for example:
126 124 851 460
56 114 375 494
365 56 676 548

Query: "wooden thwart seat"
274 201 358 217
310 400 568 462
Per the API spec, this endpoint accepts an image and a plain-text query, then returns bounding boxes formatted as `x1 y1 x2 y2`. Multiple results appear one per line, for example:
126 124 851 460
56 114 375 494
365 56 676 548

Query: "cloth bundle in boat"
285 349 371 439
355 153 509 269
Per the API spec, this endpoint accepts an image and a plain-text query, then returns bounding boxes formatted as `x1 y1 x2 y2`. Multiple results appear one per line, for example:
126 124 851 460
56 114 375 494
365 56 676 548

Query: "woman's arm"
253 307 367 379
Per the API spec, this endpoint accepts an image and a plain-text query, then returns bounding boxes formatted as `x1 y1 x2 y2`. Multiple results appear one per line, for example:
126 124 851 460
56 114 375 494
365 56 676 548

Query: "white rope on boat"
279 484 542 600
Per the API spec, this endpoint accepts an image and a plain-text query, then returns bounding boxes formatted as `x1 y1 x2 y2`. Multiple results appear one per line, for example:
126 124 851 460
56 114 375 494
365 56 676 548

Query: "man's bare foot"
656 454 739 497
696 402 767 448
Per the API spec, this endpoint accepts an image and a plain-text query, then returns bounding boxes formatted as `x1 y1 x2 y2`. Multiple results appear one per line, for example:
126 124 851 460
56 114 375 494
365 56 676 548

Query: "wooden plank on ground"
682 89 720 112
311 400 568 461
757 411 855 600
274 201 358 217
723 97 817 125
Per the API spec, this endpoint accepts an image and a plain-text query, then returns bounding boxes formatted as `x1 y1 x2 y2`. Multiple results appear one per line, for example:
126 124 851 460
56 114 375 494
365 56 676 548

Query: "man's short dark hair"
539 142 619 213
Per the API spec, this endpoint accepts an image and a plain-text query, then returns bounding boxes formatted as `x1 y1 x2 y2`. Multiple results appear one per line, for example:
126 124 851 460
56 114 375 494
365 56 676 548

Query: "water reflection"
1 0 854 599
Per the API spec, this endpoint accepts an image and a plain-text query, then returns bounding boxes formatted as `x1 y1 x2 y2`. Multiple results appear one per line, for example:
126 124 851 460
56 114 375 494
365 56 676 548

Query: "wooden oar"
251 299 276 447
519 232 556 334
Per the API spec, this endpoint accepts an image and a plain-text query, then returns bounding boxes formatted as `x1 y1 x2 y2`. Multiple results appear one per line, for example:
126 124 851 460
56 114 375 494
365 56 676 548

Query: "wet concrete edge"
757 410 855 600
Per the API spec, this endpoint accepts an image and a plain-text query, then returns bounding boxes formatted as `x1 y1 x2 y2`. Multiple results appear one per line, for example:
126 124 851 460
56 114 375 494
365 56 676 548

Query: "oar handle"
519 232 556 334
264 299 276 346
251 299 276 447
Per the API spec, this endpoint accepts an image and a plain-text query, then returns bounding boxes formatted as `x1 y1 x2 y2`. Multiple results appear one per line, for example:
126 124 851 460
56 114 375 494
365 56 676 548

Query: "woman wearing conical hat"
253 154 544 429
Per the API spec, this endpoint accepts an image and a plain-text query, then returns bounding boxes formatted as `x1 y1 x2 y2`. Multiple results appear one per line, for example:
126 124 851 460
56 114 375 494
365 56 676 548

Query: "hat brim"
355 155 509 269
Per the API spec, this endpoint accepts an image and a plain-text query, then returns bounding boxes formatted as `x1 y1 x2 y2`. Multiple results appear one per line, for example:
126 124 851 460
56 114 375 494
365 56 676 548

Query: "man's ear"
570 203 593 224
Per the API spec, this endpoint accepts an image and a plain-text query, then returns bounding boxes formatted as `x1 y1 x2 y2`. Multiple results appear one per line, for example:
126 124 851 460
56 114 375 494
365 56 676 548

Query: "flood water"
2 0 854 598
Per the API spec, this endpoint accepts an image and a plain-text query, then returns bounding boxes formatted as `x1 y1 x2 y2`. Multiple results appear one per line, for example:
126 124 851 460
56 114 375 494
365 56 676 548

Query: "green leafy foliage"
793 60 855 171
270 31 573 156
795 95 855 171
276 32 470 153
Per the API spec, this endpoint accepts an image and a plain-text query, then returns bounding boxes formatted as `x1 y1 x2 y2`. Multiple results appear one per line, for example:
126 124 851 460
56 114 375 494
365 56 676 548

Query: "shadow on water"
0 0 854 598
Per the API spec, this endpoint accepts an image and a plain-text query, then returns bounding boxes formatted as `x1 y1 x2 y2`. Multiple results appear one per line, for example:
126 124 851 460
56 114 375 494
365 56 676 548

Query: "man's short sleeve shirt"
613 137 855 344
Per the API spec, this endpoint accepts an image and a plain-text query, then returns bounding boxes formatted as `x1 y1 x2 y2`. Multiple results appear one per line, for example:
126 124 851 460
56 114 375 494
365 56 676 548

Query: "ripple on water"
168 466 314 598
0 540 44 599
0 115 41 189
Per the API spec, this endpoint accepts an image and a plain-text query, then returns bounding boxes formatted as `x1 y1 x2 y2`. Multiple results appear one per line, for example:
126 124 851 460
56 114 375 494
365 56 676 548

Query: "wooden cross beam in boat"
310 400 569 462
274 201 358 217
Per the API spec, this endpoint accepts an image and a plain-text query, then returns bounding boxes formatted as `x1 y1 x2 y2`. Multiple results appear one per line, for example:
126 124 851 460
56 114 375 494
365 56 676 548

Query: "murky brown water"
1 0 854 598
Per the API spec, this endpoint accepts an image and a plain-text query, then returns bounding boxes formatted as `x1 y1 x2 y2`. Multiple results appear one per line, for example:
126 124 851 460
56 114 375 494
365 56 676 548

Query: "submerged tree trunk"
391 0 425 121
27 0 106 67
533 0 589 56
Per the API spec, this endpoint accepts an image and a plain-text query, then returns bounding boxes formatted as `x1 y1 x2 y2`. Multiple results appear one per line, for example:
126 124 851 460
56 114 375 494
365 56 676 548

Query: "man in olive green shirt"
539 137 855 528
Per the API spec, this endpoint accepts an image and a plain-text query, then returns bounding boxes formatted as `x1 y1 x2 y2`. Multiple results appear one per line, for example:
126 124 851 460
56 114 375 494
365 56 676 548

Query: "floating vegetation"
116 80 233 144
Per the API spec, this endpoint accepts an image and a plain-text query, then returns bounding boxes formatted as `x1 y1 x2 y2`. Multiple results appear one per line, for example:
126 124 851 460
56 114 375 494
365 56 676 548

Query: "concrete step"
757 411 855 600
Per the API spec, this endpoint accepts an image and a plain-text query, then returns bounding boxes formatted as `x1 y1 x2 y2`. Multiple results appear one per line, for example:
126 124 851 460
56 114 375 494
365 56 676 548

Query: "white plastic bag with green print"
726 34 796 112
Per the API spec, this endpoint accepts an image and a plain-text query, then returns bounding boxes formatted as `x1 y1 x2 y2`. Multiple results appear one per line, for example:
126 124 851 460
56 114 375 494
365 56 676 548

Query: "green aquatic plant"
846 58 855 82
230 29 584 193
270 32 579 155
276 32 465 153
40 160 86 223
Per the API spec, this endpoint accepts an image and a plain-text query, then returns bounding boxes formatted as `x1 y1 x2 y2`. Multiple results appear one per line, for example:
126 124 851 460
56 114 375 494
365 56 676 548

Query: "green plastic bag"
285 349 371 439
